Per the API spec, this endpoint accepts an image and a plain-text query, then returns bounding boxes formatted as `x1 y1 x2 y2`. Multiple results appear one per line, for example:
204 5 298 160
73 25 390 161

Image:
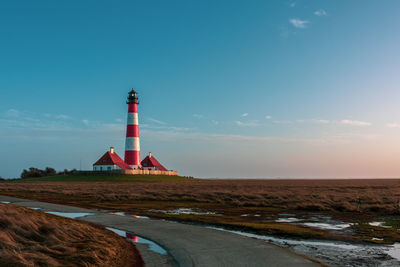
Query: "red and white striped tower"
124 89 141 169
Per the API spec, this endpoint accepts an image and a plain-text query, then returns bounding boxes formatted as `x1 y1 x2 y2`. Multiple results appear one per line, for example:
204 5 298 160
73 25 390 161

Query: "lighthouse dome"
127 88 139 104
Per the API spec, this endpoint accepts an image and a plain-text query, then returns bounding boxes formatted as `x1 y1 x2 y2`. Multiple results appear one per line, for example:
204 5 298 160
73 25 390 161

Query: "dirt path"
0 195 320 267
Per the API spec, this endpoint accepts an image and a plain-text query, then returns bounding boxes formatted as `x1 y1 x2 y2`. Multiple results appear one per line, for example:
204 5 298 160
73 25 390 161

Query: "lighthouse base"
122 169 178 176
129 165 141 170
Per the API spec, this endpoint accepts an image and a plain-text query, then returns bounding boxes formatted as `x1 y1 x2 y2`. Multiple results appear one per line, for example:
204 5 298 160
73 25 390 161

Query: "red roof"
141 154 168 171
93 151 132 170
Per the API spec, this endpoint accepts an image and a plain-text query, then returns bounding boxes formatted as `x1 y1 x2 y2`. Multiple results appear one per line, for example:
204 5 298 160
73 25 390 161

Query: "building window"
107 167 111 171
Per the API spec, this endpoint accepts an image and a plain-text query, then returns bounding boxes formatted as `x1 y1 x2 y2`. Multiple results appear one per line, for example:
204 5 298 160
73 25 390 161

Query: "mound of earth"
0 203 143 266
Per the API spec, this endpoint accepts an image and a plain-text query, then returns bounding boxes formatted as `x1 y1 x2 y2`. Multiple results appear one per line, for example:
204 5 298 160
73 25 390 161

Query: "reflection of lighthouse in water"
124 89 141 169
123 229 167 255
126 232 139 242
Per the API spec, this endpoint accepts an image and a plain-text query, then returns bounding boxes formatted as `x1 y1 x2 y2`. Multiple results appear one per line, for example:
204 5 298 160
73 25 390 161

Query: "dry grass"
2 178 400 243
2 179 400 213
0 203 143 267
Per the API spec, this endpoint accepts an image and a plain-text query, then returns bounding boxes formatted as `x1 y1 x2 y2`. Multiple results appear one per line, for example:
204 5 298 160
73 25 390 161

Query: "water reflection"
110 212 149 219
106 227 167 255
45 211 95 219
208 226 400 265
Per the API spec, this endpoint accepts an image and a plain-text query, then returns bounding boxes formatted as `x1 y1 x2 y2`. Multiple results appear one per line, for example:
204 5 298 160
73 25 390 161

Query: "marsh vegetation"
0 203 143 266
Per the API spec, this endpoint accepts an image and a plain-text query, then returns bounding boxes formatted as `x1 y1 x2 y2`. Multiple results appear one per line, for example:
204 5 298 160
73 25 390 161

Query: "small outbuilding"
93 147 131 171
141 152 168 171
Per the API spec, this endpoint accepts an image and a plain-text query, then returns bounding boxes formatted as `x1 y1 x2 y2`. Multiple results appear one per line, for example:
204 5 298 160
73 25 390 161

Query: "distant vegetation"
17 173 192 182
0 203 143 266
20 167 77 179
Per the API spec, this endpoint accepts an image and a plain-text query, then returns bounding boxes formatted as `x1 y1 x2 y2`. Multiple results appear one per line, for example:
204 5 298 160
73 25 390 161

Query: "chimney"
110 147 114 154
149 152 152 158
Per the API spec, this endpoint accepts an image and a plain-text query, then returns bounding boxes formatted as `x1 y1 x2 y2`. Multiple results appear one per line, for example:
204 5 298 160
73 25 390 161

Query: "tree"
44 167 56 176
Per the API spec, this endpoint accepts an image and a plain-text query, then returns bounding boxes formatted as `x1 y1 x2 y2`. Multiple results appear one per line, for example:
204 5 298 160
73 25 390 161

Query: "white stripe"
125 137 140 151
127 113 139 125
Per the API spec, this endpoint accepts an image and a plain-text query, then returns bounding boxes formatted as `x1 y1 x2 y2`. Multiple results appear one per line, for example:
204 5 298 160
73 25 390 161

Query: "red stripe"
126 125 139 137
124 150 141 166
128 103 138 113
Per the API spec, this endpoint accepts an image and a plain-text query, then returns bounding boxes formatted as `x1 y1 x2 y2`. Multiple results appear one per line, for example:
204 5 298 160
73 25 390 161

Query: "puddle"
208 226 400 266
369 221 384 227
387 243 400 262
301 222 352 230
275 217 302 223
30 207 41 210
369 221 392 228
45 211 95 219
106 227 167 255
149 208 218 216
111 212 149 219
273 214 352 231
0 201 11 204
132 215 150 219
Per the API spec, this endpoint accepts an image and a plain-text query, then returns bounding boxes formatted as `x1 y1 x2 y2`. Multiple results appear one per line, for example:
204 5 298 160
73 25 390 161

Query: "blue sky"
2 1 400 178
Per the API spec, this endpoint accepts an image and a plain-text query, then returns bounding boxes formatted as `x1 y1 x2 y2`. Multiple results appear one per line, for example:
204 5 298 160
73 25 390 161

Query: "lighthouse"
124 89 141 169
92 88 178 175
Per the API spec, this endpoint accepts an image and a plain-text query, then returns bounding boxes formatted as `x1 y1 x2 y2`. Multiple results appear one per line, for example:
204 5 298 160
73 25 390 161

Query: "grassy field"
0 203 143 266
15 173 191 182
2 175 400 244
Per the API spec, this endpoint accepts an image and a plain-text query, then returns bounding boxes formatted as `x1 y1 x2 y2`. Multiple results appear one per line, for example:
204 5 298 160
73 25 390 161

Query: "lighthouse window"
143 163 147 166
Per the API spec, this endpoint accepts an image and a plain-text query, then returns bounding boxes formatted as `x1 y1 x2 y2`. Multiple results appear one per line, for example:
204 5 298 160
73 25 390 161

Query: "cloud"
193 114 204 119
339 120 371 126
5 109 20 117
272 120 292 124
296 120 305 123
141 124 192 131
169 126 192 131
212 120 219 125
56 114 71 120
386 123 400 128
241 113 249 117
265 115 272 120
290 2 296 8
235 121 260 127
82 119 89 125
314 9 327 16
140 129 364 147
289 19 309 29
147 118 166 125
115 118 123 123
313 119 330 124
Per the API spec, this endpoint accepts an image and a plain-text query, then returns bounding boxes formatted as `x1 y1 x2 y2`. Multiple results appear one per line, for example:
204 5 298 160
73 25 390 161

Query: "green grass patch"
351 222 400 244
143 212 325 239
383 218 400 229
12 174 191 183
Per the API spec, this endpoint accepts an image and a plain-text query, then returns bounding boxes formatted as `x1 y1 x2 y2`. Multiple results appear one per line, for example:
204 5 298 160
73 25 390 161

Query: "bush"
20 167 76 179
